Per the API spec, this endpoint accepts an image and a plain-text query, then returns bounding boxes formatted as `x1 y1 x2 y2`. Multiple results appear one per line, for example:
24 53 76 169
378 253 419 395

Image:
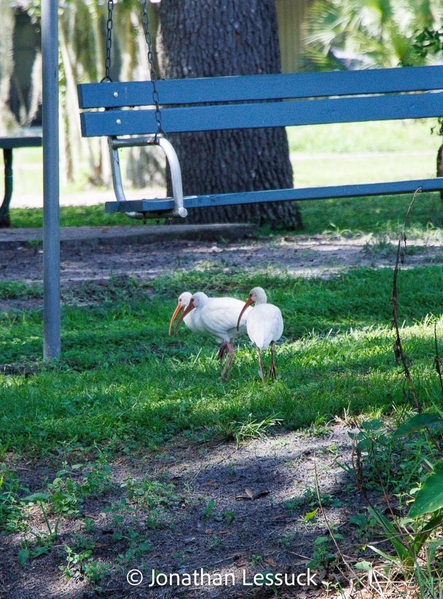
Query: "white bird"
237 287 284 386
170 291 250 379
169 292 200 336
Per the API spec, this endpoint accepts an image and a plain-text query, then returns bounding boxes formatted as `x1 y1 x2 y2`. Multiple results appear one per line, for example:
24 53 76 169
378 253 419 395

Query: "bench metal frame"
77 65 443 217
0 128 43 227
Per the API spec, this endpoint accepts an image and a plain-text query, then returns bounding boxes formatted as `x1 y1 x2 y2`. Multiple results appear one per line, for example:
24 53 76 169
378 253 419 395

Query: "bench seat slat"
105 177 443 214
78 65 443 109
0 128 43 149
81 91 443 137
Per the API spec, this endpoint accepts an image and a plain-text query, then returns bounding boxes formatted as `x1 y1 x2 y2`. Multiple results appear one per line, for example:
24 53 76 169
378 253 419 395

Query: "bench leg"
0 149 13 228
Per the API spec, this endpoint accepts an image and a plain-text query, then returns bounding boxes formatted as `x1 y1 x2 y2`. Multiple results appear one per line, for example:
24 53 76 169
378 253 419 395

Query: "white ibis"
169 292 200 336
170 291 250 379
237 287 284 386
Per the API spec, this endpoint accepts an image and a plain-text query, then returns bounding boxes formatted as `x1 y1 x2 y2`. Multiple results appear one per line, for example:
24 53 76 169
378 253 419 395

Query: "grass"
1 266 443 456
9 190 443 233
286 119 440 153
2 119 443 456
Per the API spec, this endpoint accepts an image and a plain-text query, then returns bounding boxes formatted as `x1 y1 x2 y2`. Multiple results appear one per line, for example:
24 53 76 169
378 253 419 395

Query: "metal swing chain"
140 0 163 138
101 0 114 82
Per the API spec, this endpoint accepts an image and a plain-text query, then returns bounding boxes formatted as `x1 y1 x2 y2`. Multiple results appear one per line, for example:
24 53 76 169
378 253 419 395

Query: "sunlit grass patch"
0 266 442 456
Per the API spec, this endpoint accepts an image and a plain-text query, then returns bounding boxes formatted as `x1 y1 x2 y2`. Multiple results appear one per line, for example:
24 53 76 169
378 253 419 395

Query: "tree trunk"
157 0 302 229
0 1 17 134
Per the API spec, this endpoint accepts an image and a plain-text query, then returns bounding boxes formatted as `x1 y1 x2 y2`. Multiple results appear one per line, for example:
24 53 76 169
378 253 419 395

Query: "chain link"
101 0 114 82
140 0 163 138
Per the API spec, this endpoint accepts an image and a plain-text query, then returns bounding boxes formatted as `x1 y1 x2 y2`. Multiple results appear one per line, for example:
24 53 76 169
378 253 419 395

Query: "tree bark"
0 2 17 135
157 0 302 229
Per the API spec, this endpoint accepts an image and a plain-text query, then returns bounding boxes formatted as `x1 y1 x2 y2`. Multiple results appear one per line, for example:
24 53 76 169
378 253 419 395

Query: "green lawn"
1 266 442 455
2 119 443 456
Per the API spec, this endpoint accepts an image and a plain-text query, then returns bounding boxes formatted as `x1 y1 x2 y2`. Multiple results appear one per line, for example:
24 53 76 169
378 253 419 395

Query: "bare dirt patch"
2 424 365 599
1 230 443 288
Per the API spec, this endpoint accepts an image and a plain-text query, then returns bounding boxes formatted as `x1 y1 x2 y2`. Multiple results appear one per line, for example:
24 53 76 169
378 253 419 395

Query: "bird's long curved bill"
169 301 195 336
236 297 253 330
169 303 183 336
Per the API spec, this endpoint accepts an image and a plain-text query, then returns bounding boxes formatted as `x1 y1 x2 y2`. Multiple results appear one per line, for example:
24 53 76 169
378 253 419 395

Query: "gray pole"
42 0 61 359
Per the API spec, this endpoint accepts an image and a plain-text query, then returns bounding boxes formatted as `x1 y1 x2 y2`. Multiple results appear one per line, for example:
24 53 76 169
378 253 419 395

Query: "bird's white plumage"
244 287 283 349
169 291 251 379
237 286 284 385
189 292 249 343
169 291 201 336
246 304 283 349
178 292 201 333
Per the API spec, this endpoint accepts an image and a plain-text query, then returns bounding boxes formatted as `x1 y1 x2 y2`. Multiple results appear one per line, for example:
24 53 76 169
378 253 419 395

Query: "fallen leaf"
253 489 269 499
236 488 270 501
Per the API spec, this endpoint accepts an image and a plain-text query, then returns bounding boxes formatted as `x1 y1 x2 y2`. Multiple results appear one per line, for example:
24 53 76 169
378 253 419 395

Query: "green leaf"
368 507 412 564
367 544 400 564
23 492 50 503
304 508 318 522
409 459 443 518
392 413 443 438
18 548 30 567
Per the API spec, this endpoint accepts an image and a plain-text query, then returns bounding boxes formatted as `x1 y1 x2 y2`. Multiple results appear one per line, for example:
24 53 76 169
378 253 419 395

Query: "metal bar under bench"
77 65 443 218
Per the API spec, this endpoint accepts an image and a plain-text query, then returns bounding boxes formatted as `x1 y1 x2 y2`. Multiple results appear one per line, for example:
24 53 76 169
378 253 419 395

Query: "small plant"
22 492 61 541
61 544 94 579
60 543 111 586
203 498 216 520
0 469 28 533
231 413 282 445
82 560 112 586
250 554 263 567
307 535 337 570
124 477 179 509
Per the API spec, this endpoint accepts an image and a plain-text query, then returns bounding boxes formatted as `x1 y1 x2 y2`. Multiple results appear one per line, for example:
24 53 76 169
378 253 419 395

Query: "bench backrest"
78 65 443 138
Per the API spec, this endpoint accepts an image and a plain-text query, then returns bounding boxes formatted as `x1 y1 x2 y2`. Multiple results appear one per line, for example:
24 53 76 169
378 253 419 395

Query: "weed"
0 469 28 533
307 536 337 570
0 281 43 300
230 414 283 445
203 499 216 520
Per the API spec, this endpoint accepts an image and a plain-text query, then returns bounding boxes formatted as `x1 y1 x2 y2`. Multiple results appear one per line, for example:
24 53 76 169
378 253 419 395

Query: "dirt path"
2 230 443 288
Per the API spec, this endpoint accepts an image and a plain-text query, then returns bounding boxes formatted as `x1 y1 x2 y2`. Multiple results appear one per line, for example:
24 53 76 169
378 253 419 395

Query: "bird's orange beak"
168 302 184 336
236 295 253 330
169 299 195 335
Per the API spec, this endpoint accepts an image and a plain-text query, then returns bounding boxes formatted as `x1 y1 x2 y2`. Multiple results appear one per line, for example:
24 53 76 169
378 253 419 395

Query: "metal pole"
42 0 61 359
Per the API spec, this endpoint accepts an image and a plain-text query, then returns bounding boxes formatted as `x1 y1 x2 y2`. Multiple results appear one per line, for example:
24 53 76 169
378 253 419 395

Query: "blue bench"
77 65 443 219
0 128 42 227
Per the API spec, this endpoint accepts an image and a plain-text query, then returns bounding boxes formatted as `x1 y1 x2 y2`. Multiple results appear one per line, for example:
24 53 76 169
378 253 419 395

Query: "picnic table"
0 127 42 227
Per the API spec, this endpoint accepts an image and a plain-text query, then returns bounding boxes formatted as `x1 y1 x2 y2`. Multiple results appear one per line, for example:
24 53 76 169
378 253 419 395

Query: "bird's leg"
220 343 234 380
257 348 266 387
217 341 229 361
269 341 277 380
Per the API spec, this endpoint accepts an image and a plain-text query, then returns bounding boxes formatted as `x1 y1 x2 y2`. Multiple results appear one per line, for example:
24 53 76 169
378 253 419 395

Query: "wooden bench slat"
80 91 443 137
78 65 443 109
